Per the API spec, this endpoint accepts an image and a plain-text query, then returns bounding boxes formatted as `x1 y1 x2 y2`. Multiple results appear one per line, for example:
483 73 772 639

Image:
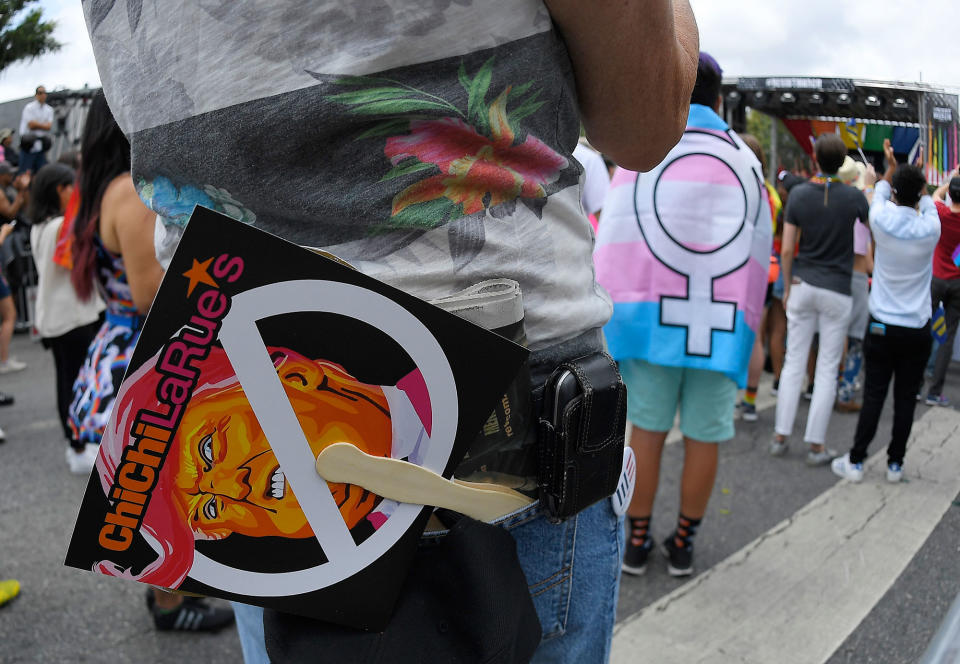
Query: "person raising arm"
932 166 959 204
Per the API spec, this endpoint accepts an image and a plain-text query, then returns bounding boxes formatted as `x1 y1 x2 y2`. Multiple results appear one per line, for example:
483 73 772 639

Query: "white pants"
774 281 852 444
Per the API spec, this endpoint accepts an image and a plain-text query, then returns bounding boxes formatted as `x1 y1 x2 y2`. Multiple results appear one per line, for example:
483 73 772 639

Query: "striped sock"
628 516 651 547
673 514 702 549
744 386 757 406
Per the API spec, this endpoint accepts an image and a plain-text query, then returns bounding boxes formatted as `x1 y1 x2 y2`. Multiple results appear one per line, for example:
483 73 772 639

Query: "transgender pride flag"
594 104 773 387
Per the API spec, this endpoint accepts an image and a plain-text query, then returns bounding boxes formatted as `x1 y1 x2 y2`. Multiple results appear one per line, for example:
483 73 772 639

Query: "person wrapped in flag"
594 52 772 578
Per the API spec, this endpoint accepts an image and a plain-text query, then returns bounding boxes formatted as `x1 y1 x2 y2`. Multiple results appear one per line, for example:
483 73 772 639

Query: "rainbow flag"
594 104 773 386
952 243 960 268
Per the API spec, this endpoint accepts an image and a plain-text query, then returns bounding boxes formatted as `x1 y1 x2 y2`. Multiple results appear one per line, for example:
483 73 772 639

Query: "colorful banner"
863 125 893 152
840 121 866 150
780 119 918 160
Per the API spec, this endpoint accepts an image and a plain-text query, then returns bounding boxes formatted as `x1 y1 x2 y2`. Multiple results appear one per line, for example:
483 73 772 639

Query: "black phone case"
537 352 627 521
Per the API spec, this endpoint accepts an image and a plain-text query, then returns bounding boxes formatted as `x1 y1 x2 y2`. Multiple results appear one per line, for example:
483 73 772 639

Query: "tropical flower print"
385 89 567 217
201 185 258 225
137 177 257 228
138 177 212 227
327 57 568 229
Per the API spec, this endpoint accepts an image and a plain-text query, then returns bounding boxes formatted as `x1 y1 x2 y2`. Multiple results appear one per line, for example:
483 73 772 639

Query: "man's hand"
883 138 897 169
880 139 898 184
933 167 958 202
0 223 15 244
782 283 790 309
13 173 30 192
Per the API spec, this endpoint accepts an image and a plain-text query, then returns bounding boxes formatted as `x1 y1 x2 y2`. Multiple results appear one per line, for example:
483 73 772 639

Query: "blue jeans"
236 500 624 663
18 149 46 174
503 499 624 663
232 601 270 664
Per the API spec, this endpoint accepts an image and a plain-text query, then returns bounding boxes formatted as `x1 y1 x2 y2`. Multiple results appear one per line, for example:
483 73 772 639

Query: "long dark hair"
71 91 131 300
28 163 75 225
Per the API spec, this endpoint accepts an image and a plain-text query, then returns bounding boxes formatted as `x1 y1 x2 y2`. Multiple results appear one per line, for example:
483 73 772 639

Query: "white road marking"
612 407 960 664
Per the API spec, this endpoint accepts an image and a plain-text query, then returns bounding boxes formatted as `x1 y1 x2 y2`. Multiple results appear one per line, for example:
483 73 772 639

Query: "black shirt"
784 181 870 295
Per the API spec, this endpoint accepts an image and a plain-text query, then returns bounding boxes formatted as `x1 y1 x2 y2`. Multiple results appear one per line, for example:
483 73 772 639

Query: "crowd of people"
0 88 235 635
0 1 957 662
590 54 957 583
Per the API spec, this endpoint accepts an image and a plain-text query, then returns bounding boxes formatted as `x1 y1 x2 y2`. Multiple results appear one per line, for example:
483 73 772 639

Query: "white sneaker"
0 424 6 443
65 443 99 476
831 454 864 482
806 447 838 467
769 437 789 456
0 358 26 374
886 462 903 483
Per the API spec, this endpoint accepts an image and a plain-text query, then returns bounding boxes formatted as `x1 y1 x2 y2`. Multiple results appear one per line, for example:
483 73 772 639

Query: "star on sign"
182 257 219 296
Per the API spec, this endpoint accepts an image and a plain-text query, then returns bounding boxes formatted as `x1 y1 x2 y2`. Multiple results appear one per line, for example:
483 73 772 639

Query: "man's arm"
545 0 699 172
0 190 23 220
779 221 798 305
933 167 958 202
27 119 51 131
870 180 891 224
880 138 897 184
0 175 29 220
919 189 940 231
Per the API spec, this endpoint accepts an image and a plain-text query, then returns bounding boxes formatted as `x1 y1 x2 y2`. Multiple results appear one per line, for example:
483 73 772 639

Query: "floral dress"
68 236 143 444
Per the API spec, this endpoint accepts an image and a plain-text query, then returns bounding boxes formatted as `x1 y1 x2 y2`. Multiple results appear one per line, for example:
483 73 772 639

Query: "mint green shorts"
618 359 737 443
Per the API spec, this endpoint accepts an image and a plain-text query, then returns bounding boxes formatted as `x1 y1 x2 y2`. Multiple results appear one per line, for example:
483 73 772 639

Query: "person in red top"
926 169 960 406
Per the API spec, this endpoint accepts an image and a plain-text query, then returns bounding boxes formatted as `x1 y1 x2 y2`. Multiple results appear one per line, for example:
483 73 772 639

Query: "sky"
0 0 100 102
0 0 956 104
689 0 958 90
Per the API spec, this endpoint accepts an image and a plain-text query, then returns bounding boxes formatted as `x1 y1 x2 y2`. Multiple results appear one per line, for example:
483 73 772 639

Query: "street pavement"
1 332 959 663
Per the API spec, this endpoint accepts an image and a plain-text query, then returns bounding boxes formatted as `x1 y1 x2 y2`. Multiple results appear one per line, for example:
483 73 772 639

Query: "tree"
745 108 812 177
0 0 61 73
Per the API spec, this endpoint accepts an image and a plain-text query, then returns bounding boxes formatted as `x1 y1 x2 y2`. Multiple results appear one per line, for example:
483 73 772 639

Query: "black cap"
948 176 960 203
777 171 805 193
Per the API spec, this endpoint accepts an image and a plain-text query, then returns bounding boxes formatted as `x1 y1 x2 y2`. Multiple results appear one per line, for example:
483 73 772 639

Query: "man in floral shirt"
82 1 698 661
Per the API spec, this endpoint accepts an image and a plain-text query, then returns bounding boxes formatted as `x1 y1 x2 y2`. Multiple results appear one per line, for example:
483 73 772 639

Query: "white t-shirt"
30 216 105 338
19 100 54 153
573 142 610 216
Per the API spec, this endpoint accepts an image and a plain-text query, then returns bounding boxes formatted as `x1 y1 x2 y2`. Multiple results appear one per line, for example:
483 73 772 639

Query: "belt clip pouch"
537 351 627 521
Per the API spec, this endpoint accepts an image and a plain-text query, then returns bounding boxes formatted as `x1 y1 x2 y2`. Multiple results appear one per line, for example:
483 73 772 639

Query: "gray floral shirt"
82 0 612 349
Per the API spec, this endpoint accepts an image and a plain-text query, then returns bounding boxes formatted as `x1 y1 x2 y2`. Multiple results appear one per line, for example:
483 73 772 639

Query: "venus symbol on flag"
634 131 764 356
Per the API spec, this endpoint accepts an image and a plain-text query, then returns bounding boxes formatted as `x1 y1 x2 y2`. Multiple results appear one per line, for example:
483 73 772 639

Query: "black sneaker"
145 587 210 610
661 535 694 577
151 597 235 632
622 535 653 576
0 391 14 407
